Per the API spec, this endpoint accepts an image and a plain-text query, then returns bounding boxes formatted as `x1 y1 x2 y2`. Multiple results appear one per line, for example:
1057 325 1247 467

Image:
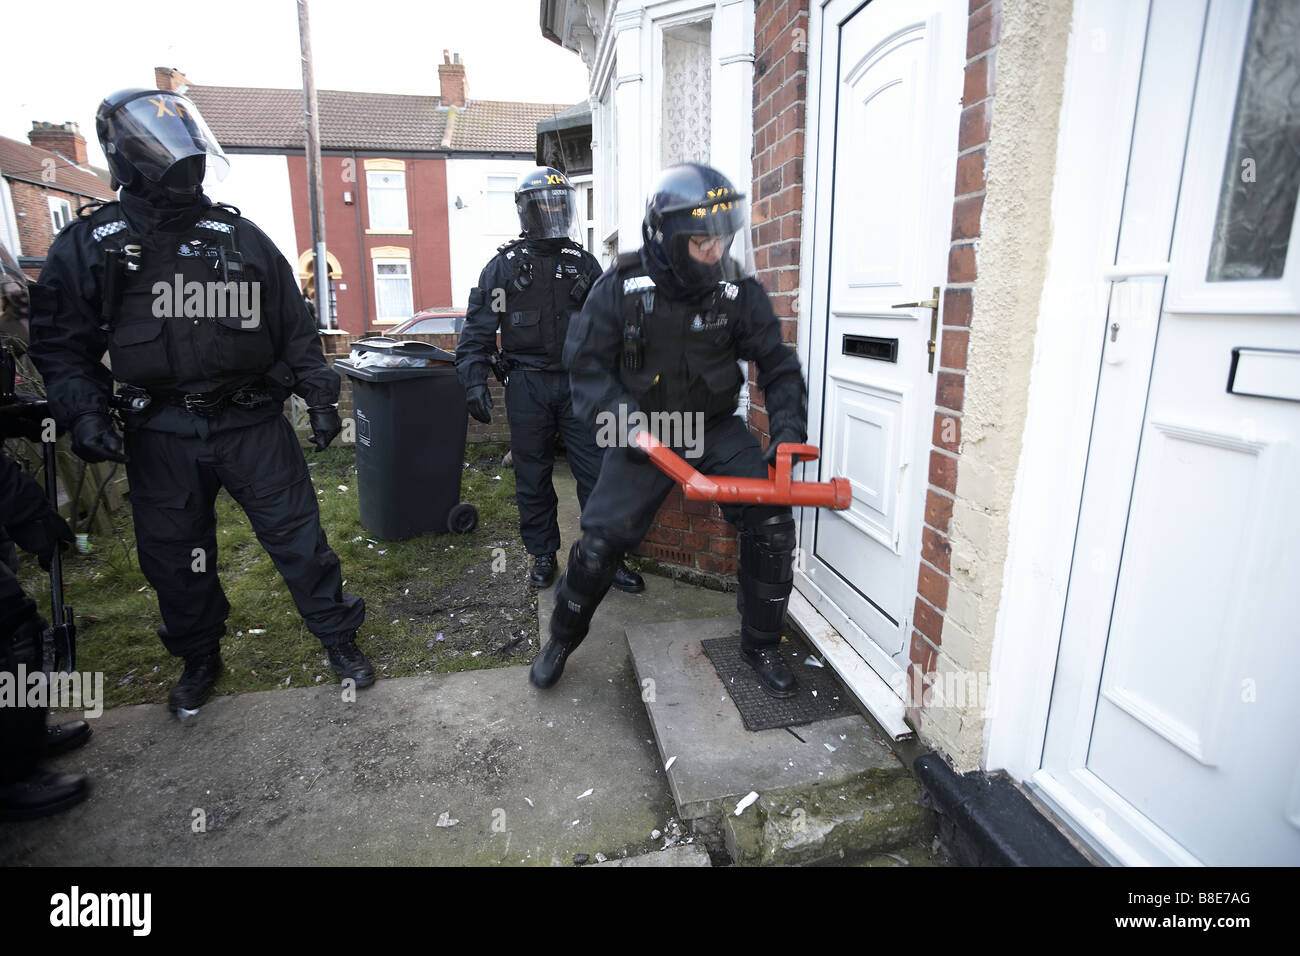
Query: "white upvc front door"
1036 0 1300 866
797 0 965 715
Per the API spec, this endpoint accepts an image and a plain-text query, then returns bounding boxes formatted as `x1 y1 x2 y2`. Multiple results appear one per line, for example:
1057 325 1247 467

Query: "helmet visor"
670 192 748 237
102 92 229 185
517 186 580 241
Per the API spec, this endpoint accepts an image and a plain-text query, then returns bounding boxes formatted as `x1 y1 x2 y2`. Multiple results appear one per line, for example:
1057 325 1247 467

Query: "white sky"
0 0 591 168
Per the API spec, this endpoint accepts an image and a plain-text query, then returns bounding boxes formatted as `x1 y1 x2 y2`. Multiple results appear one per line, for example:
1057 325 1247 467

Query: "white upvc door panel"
1043 0 1300 866
798 0 965 696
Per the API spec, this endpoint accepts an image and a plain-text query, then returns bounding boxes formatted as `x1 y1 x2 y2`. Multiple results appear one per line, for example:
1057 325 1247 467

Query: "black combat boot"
327 638 375 688
612 559 645 593
0 770 89 822
529 633 584 689
529 552 557 588
45 721 93 757
740 642 798 698
168 651 223 714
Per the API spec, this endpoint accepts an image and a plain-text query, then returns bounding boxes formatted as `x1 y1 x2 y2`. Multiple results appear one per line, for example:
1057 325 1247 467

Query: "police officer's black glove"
763 429 810 468
0 399 46 443
466 384 493 424
8 507 74 572
308 405 342 451
70 412 127 464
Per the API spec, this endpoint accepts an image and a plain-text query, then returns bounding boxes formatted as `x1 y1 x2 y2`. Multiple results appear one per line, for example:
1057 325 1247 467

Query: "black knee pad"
551 535 619 643
738 513 796 639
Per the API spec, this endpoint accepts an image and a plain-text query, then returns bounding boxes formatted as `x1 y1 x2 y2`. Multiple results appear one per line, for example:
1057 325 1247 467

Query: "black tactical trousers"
124 414 365 660
504 369 606 555
580 414 790 547
572 414 795 650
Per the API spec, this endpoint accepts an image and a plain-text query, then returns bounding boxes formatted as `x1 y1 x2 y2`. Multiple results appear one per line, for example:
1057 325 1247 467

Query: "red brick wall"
287 154 454 336
8 180 105 265
906 0 1000 720
632 0 810 581
751 0 808 388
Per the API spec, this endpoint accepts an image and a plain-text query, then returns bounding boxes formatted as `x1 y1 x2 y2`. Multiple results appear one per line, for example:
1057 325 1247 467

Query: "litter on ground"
734 791 759 816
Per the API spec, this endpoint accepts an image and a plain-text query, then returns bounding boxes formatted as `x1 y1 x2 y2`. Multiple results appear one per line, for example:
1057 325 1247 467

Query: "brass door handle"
891 294 940 310
889 286 942 373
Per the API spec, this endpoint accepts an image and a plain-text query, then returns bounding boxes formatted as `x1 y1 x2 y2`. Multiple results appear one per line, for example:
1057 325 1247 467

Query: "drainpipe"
353 148 369 329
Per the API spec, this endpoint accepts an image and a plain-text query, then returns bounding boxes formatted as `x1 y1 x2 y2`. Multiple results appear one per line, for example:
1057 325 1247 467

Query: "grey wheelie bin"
335 339 478 540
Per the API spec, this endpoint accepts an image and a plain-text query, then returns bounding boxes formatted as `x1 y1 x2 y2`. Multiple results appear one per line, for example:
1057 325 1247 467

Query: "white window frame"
485 174 520 240
372 256 414 324
569 174 596 254
48 196 72 234
366 170 409 232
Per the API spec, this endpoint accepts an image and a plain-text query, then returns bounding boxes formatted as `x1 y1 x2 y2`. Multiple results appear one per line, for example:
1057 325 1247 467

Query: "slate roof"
0 136 116 200
186 85 569 154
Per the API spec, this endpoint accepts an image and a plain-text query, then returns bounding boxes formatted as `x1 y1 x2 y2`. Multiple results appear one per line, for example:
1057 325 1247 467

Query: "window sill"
366 228 413 236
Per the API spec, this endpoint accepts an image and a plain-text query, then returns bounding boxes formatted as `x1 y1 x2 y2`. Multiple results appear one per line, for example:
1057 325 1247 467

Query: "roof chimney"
154 66 191 92
28 122 88 165
438 51 468 108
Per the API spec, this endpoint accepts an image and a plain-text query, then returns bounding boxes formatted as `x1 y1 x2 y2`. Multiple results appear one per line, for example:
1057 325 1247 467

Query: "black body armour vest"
613 253 745 423
88 202 275 394
498 239 589 369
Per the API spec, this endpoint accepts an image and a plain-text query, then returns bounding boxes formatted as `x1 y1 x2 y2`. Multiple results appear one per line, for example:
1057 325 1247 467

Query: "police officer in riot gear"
28 88 369 716
2 265 91 818
531 163 808 697
1 451 93 820
457 166 643 592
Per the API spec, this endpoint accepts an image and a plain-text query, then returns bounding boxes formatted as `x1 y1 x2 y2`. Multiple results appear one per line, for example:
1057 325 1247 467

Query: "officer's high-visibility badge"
691 186 736 218
149 96 189 119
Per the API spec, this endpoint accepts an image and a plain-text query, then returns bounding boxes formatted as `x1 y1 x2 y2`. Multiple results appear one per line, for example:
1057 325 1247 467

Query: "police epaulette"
190 203 242 236
77 200 112 219
719 281 740 300
623 274 656 295
196 203 241 225
86 202 128 243
614 251 643 275
497 237 526 254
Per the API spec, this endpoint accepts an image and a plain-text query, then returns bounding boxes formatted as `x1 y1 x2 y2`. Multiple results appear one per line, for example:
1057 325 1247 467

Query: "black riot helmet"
642 163 748 296
515 166 579 241
95 88 229 193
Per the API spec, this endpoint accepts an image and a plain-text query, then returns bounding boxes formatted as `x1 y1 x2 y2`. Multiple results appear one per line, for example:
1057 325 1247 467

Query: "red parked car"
382 308 466 336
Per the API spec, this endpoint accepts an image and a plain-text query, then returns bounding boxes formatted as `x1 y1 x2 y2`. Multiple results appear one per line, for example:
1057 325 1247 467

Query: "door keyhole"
1110 322 1120 343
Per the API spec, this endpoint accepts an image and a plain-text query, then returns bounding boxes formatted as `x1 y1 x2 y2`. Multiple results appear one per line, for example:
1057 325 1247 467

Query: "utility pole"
298 0 331 329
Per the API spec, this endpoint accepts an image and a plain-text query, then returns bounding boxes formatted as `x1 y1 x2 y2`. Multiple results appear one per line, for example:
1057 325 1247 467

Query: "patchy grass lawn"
16 441 537 709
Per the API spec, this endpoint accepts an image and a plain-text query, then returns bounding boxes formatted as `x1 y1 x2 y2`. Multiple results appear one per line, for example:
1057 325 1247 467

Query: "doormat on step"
701 634 845 732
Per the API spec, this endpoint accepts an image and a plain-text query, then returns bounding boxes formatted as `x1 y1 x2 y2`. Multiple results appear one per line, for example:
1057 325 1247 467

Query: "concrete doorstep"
625 616 934 866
